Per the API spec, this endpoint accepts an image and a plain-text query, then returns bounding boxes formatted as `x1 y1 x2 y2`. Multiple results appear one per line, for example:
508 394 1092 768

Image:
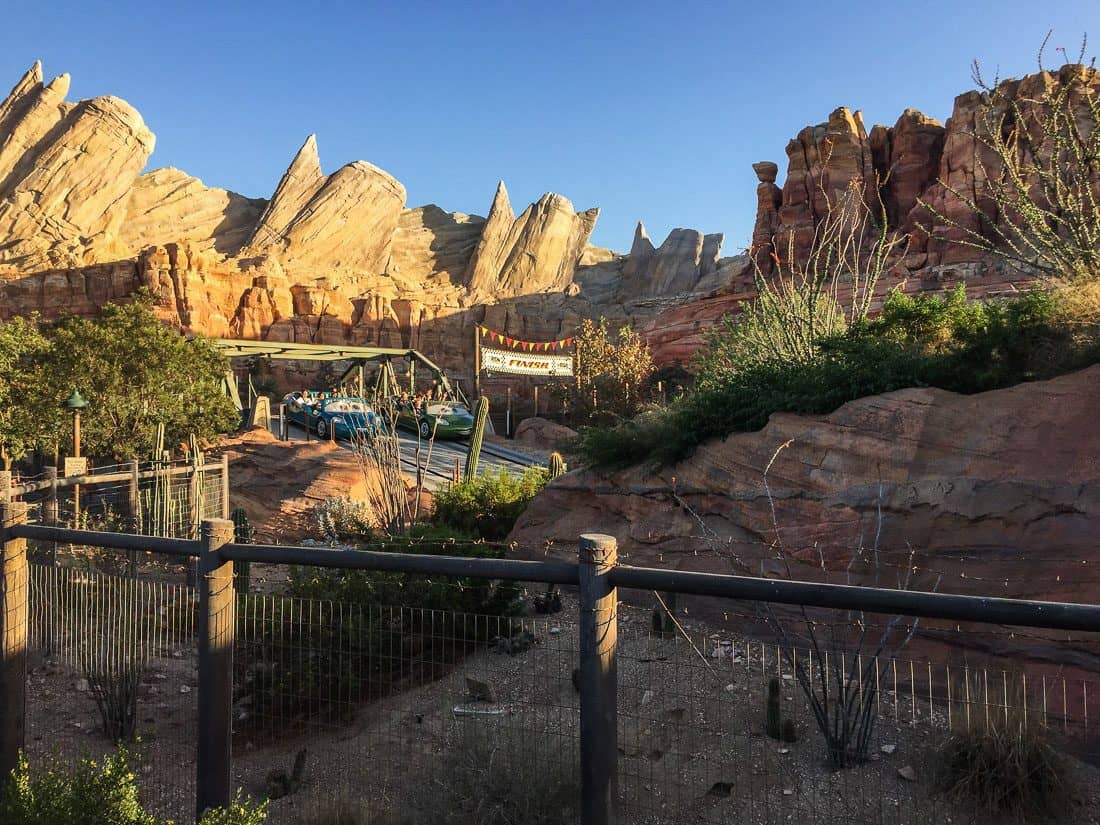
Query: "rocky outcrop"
510 366 1100 608
120 168 265 256
618 223 725 300
0 63 155 271
465 182 599 300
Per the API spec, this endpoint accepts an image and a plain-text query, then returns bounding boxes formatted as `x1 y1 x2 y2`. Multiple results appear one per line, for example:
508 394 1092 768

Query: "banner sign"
481 346 573 377
478 326 574 352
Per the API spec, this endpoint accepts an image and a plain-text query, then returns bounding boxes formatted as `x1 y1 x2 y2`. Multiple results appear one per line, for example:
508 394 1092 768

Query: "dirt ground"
24 590 1100 825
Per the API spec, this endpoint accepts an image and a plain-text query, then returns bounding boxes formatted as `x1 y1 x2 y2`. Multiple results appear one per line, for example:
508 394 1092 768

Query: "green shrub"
0 751 265 825
432 466 548 540
578 284 1100 469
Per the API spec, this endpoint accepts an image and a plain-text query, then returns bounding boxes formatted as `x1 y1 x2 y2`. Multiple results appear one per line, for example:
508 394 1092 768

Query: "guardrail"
3 508 1100 823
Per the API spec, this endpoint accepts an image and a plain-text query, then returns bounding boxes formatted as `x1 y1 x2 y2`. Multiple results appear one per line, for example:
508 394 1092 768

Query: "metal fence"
3 509 1100 825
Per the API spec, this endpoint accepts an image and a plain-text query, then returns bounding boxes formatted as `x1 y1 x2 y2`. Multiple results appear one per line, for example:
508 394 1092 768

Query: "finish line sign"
480 346 573 377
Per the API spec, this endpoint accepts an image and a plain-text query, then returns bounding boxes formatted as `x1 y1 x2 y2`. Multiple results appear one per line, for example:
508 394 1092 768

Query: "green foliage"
0 291 238 464
197 792 269 825
553 317 655 425
310 497 374 544
578 283 1100 468
0 316 55 468
463 396 489 482
432 466 549 540
0 751 155 825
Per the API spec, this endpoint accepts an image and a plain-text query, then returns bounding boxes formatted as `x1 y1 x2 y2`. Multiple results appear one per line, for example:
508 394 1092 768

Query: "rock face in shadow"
618 223 724 300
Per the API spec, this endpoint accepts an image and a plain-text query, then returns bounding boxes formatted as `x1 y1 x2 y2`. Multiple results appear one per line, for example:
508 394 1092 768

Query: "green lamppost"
61 390 89 519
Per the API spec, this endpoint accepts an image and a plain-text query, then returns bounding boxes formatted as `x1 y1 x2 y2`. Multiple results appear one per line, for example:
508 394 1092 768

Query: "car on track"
282 392 382 440
392 399 475 440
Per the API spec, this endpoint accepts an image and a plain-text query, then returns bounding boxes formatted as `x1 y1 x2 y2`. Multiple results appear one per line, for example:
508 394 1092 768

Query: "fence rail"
3 510 1100 823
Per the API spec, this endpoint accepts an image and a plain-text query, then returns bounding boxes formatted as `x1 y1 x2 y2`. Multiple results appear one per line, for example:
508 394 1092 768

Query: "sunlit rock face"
2 61 1093 369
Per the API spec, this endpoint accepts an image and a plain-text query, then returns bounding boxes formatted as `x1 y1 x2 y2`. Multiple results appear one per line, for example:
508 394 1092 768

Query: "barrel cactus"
548 451 567 480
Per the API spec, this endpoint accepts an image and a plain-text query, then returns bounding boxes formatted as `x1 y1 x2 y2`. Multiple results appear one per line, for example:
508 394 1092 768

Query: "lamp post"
61 390 88 521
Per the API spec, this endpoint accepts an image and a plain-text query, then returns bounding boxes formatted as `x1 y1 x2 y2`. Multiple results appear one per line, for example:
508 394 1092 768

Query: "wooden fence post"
0 471 10 504
0 500 29 779
578 533 619 825
45 466 59 565
196 518 235 820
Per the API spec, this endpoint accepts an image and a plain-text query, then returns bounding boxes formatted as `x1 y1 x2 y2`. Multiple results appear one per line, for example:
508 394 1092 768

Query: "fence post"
196 518 235 820
0 471 10 503
0 500 29 779
45 466 59 566
578 533 618 825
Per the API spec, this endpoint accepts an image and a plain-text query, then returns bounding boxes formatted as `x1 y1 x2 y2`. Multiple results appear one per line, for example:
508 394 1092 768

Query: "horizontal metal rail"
222 543 580 585
609 566 1100 633
11 524 196 557
9 522 1100 632
10 461 222 496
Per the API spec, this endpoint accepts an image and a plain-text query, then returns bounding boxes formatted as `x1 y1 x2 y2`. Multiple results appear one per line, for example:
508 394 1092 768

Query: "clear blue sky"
2 1 1097 252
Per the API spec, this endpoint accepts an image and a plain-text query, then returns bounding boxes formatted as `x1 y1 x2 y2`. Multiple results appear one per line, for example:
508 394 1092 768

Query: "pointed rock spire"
465 180 517 296
622 220 655 281
0 60 44 130
249 134 326 248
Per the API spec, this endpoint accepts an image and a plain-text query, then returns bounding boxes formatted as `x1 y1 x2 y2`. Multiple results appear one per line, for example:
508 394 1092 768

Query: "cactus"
547 451 567 479
766 677 783 739
781 718 798 743
463 396 490 482
662 591 678 636
230 507 253 593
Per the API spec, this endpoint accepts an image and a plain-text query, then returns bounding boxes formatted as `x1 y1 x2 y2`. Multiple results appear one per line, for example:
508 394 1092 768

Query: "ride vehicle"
282 392 382 440
392 397 475 439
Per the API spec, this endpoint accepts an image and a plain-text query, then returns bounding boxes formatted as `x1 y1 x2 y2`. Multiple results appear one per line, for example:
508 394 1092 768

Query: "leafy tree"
555 318 654 424
0 316 58 469
36 292 239 461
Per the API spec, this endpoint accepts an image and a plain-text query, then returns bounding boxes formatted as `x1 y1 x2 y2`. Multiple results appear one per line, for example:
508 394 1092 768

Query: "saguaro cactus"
463 396 490 482
230 507 254 593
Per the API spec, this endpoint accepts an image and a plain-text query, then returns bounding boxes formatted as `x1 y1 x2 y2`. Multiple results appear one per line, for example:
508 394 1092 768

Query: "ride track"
284 420 539 490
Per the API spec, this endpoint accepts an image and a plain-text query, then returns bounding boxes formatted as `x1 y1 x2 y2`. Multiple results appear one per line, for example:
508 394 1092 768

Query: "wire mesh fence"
17 556 1100 825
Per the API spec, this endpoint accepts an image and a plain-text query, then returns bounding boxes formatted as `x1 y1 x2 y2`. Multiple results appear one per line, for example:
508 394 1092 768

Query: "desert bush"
577 282 1100 469
311 497 375 544
918 35 1100 280
937 675 1077 822
417 722 580 825
550 317 654 425
0 751 265 825
431 466 548 540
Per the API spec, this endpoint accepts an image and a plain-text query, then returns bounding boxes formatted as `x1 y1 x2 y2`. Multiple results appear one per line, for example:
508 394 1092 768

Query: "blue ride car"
282 392 382 440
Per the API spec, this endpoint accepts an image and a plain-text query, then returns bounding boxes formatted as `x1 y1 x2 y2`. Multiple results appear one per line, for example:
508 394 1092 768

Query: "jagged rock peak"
249 133 325 249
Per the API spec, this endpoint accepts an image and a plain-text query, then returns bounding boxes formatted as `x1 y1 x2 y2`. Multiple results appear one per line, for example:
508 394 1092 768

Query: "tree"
919 35 1100 280
557 318 654 424
0 316 57 469
41 292 239 460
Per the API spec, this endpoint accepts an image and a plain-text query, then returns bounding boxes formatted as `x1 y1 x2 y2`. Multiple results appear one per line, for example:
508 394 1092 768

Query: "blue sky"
2 1 1097 252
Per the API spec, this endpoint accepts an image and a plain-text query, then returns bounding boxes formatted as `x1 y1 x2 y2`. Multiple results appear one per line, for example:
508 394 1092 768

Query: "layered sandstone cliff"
1 60 1096 371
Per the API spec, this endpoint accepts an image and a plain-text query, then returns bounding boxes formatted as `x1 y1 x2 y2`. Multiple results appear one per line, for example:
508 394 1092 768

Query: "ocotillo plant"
463 396 490 483
231 507 254 593
548 451 567 479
